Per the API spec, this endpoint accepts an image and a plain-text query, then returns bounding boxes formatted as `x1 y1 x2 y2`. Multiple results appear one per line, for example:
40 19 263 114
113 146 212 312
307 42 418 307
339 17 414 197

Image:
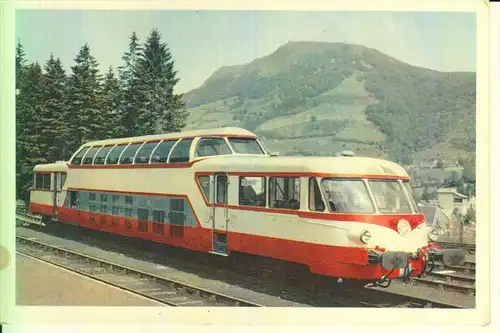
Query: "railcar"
28 127 465 284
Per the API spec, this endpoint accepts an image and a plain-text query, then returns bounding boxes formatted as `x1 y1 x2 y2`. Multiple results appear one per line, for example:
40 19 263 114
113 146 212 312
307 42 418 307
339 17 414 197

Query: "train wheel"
42 215 57 228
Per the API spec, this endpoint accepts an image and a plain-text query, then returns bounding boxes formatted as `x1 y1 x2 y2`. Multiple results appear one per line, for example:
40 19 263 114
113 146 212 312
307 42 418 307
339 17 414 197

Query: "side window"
99 193 108 214
134 142 160 164
111 194 123 216
88 192 99 212
169 139 193 163
269 177 300 210
151 140 176 163
94 146 113 164
124 195 135 217
77 191 89 211
195 137 232 157
197 175 211 203
239 176 266 207
60 173 67 190
105 144 127 165
71 147 90 165
136 195 150 220
35 173 43 189
82 146 101 165
216 175 228 204
67 190 78 209
119 143 142 164
309 177 325 212
55 173 61 191
42 174 51 190
151 197 168 223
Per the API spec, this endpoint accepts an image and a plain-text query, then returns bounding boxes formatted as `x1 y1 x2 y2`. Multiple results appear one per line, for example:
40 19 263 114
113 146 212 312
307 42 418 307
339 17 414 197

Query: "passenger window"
197 175 211 202
55 173 61 191
151 140 176 163
151 197 168 222
67 191 78 209
228 137 264 154
269 177 300 210
169 139 193 163
309 177 325 212
196 137 232 157
152 210 165 223
94 146 113 164
216 175 228 204
82 146 101 165
71 147 90 165
125 196 134 206
137 208 149 220
35 174 43 189
60 173 67 190
134 142 160 164
42 174 51 190
105 144 127 164
239 176 266 207
119 143 142 164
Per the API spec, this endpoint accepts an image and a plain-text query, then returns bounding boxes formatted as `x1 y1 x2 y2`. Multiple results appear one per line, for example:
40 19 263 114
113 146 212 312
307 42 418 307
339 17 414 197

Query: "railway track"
435 240 476 254
15 208 473 308
16 235 262 307
411 265 475 296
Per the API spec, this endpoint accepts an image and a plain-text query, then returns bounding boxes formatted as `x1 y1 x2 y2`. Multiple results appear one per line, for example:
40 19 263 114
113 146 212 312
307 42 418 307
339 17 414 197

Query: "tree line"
16 29 188 201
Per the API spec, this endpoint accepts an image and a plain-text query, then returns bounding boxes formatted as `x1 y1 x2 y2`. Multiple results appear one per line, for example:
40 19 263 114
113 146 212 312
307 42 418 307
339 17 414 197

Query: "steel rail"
16 235 262 307
16 208 471 308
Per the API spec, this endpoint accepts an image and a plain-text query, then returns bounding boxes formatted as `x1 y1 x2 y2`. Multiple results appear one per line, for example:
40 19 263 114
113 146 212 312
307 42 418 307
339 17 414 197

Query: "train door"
52 172 67 217
52 173 58 216
210 172 229 256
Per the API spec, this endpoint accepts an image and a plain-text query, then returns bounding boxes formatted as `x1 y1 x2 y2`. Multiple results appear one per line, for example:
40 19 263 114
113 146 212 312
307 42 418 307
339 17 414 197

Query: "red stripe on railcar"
34 203 405 280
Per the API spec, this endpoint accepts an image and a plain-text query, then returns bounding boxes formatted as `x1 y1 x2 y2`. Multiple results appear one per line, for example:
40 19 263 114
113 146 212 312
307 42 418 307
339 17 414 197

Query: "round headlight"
360 230 371 244
397 219 411 236
428 228 439 241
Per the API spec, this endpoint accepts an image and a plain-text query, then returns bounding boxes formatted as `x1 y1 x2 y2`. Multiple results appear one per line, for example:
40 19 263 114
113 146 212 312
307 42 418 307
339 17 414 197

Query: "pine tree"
66 43 103 153
16 40 27 90
118 32 144 137
16 63 45 201
100 66 124 138
16 41 28 200
40 54 68 161
136 29 187 135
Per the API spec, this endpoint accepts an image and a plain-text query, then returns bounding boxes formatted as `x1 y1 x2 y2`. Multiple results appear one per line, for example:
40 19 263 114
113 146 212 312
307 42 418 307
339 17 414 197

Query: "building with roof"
436 187 469 218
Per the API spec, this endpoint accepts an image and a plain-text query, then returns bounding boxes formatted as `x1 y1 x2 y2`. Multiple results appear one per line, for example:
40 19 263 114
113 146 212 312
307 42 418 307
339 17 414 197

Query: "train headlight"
360 230 371 244
397 219 411 237
428 228 440 242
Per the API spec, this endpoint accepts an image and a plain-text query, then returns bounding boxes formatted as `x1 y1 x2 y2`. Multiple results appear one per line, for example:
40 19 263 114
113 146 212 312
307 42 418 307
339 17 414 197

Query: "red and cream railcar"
29 127 465 282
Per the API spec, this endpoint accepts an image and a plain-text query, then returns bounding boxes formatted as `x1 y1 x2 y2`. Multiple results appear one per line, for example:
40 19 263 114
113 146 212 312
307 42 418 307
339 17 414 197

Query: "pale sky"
16 10 476 93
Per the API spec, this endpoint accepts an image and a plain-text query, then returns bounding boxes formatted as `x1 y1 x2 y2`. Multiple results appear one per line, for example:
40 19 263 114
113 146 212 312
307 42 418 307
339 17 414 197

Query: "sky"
15 10 477 94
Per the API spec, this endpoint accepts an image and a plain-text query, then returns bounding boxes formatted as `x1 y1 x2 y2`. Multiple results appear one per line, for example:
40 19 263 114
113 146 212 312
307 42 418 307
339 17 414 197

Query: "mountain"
183 41 476 165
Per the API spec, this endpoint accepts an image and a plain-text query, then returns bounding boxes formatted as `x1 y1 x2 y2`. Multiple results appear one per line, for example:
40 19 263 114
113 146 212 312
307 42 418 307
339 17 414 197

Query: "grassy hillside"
183 41 476 164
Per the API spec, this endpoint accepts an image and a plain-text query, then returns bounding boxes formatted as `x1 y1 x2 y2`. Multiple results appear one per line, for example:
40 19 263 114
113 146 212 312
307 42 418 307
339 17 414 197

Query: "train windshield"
368 180 413 214
321 179 375 213
402 180 420 213
227 137 265 155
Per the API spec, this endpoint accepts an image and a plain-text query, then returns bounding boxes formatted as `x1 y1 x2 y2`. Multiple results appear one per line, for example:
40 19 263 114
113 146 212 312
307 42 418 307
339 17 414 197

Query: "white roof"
33 161 69 172
81 127 257 147
437 187 468 198
194 155 409 177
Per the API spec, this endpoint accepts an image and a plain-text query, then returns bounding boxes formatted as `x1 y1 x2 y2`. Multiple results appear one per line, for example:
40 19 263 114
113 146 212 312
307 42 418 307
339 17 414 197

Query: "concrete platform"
16 252 163 306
